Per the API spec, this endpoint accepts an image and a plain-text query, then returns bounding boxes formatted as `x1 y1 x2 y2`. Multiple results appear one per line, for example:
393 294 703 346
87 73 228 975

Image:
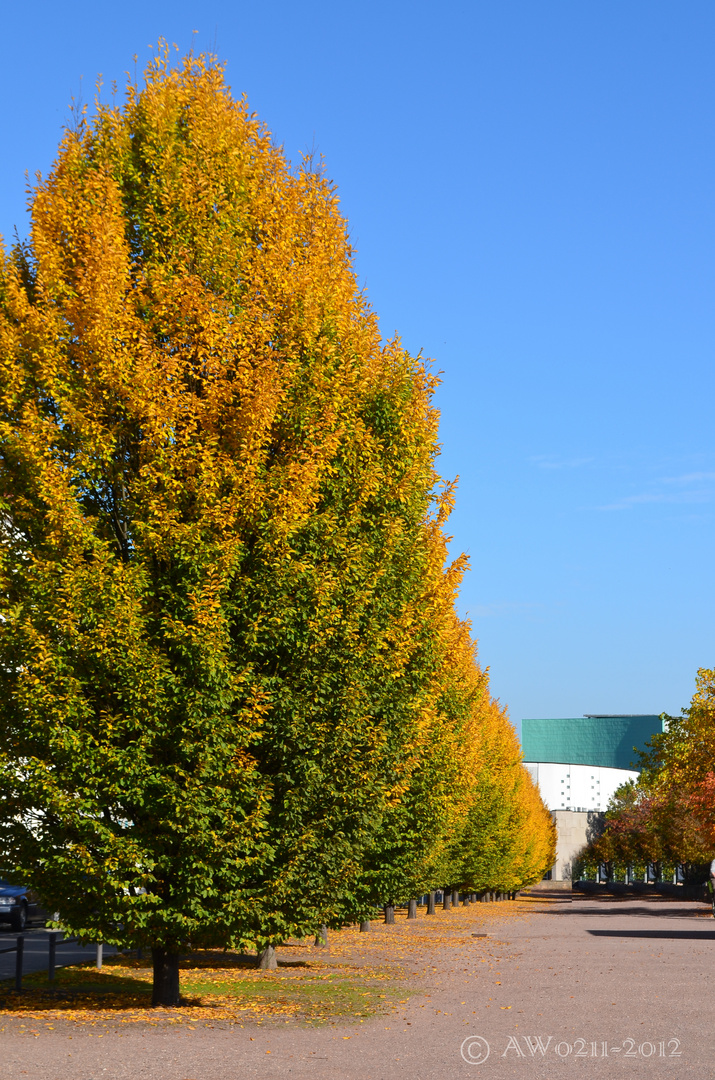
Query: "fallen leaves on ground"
0 898 538 1029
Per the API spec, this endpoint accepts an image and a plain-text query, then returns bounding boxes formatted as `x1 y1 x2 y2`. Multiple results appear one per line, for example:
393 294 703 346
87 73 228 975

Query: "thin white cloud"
595 464 715 511
530 455 595 470
661 472 715 485
471 602 541 617
598 489 713 511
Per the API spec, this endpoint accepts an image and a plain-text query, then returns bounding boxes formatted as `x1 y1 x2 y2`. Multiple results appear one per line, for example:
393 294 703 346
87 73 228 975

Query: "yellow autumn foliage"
0 50 553 1008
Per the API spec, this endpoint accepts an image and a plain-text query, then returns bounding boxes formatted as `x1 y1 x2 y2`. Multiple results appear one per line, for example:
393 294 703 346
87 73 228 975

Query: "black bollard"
48 931 57 983
15 936 24 992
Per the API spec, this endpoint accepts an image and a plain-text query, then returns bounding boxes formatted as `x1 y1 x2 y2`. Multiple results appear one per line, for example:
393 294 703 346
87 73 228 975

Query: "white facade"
523 761 638 813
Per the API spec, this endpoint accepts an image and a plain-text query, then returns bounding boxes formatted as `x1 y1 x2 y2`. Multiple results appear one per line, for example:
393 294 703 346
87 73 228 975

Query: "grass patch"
0 950 408 1026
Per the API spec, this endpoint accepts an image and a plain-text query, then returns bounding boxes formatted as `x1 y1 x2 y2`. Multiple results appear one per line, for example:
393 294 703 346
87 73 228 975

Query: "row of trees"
0 50 555 1005
576 669 715 879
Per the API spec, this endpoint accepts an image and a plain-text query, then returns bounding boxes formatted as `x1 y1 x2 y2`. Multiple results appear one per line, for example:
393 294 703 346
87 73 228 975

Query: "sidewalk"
0 897 710 1077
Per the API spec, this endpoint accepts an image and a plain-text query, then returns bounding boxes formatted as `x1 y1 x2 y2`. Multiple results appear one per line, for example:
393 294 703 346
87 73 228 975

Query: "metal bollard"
15 936 24 992
48 931 58 983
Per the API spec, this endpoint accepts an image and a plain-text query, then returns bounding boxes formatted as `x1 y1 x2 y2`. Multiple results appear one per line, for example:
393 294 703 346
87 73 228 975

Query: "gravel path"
0 896 711 1078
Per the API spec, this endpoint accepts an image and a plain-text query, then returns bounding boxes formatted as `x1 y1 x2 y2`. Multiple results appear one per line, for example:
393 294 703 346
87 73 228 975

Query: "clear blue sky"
3 2 714 731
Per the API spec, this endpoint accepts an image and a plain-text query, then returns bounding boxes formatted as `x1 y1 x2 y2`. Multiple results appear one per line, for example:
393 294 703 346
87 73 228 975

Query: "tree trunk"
257 945 277 970
384 904 395 924
452 889 460 907
314 925 328 946
463 893 470 906
407 898 417 919
151 947 180 1007
443 890 451 910
427 891 436 915
359 920 371 932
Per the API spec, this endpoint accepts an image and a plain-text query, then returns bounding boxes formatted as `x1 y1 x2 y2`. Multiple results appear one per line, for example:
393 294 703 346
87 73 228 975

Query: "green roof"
521 715 664 771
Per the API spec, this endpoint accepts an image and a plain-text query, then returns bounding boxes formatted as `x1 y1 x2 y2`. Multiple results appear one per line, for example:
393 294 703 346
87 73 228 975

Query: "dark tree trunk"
463 893 470 906
359 920 371 932
151 947 180 1007
407 898 417 919
452 889 460 907
384 904 395 924
314 925 328 946
443 890 451 910
257 946 277 970
427 891 436 915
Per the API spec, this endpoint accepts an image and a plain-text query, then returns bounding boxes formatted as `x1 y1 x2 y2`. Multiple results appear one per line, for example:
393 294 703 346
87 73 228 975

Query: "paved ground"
0 896 712 1078
0 930 115 983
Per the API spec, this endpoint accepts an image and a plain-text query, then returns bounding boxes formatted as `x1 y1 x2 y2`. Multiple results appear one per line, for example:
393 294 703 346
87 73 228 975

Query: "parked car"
0 880 47 931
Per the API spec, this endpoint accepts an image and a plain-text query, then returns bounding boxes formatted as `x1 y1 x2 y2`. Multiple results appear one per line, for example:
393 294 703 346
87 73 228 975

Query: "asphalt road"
0 928 116 983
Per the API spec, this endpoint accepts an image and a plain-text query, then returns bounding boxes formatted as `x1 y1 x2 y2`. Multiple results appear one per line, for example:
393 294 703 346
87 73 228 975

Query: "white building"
522 761 638 813
521 714 664 882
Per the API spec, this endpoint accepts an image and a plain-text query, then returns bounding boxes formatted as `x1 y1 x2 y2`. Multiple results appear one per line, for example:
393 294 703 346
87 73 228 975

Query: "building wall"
521 715 663 771
523 761 638 812
521 714 661 883
550 810 602 881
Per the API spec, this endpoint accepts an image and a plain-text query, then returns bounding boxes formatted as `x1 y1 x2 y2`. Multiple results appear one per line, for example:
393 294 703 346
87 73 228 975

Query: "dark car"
0 880 47 931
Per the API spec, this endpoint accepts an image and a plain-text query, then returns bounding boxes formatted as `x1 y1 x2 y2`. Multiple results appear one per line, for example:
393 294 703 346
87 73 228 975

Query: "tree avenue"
0 50 554 1005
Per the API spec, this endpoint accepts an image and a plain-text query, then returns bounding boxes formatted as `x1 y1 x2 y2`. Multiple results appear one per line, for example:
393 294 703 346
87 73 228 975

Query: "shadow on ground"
587 928 715 939
536 903 710 919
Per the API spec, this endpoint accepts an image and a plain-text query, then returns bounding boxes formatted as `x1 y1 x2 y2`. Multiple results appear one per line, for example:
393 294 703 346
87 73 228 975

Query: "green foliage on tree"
0 48 555 1005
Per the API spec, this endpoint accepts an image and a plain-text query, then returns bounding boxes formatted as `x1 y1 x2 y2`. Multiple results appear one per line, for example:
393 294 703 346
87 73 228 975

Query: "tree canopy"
575 670 715 879
0 49 554 1005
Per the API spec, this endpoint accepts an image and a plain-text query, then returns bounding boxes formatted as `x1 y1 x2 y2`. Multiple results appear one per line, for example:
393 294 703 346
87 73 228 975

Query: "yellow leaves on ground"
0 899 536 1027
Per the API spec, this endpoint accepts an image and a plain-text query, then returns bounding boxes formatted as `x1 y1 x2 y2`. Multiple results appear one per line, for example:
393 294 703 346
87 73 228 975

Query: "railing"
0 935 24 992
1 932 104 992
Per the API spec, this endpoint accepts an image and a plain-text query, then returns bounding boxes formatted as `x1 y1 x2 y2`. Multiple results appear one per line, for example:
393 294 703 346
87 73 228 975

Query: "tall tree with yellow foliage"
0 48 554 1005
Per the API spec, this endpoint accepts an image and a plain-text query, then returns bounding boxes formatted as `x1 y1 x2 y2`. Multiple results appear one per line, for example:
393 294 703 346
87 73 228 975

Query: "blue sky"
2 2 714 730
